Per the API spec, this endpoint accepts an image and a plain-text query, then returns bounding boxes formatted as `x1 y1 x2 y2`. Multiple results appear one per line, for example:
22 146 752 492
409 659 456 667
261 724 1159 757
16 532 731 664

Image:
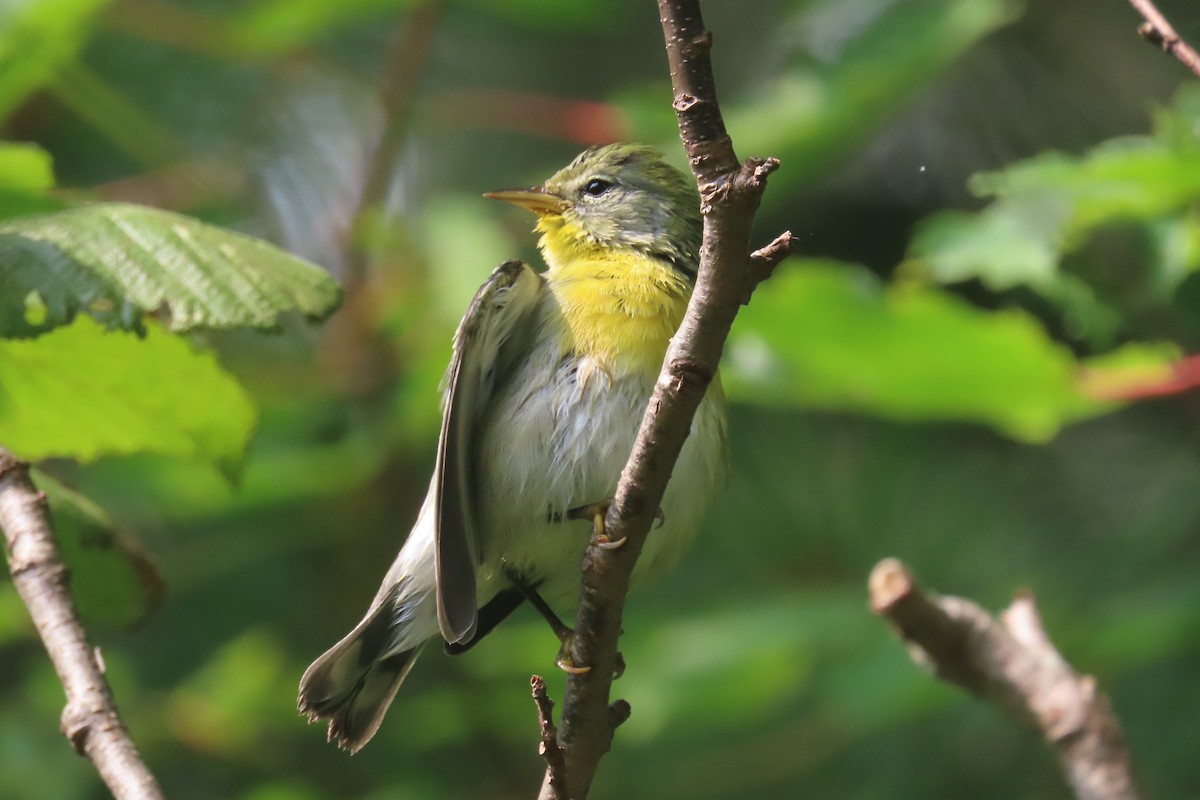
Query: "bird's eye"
582 178 613 197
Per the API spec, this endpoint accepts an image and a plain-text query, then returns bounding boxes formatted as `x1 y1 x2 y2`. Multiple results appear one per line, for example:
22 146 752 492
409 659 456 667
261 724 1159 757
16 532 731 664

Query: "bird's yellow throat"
536 214 691 374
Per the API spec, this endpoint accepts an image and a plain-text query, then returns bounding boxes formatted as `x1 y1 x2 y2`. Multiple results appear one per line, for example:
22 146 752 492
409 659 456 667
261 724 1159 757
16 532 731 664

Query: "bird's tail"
298 581 427 753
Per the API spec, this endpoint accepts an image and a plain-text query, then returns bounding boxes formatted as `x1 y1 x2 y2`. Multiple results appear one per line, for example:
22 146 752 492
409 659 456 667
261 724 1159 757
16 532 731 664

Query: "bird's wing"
434 259 545 644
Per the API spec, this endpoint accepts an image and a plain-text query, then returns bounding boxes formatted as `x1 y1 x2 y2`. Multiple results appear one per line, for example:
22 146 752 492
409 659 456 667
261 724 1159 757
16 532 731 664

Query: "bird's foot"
563 501 666 550
554 631 625 679
565 500 623 549
555 632 591 675
503 567 601 675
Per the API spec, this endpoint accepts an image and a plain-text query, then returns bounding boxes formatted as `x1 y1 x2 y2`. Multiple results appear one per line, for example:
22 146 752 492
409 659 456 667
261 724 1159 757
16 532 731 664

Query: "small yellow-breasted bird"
298 143 728 752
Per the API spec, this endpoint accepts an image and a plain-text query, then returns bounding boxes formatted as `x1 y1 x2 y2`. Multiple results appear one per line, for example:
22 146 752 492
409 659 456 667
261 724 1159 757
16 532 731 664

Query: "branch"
0 448 164 800
539 1 795 796
1127 0 1200 79
869 559 1141 800
531 676 567 800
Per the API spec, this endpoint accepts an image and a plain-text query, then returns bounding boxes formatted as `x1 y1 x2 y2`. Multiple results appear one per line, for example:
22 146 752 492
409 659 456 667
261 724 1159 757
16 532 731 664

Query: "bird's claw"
556 655 592 675
554 639 625 679
565 499 665 549
555 634 591 675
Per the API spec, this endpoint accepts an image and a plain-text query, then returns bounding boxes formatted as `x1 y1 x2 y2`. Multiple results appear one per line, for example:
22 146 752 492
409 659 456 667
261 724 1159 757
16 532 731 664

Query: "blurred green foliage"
0 0 113 120
908 90 1200 347
37 471 166 629
2 0 1200 799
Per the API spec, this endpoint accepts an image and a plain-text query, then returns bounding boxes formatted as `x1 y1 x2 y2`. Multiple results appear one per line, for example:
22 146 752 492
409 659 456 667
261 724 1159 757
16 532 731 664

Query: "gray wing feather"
434 259 544 644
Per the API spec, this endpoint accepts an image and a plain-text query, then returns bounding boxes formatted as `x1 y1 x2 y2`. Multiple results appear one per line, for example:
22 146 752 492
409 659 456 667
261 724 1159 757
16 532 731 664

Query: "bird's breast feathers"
470 246 726 602
538 216 692 375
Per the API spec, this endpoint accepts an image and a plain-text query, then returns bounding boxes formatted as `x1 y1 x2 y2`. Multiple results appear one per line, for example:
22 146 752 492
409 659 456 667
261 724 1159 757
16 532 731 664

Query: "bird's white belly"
474 349 727 606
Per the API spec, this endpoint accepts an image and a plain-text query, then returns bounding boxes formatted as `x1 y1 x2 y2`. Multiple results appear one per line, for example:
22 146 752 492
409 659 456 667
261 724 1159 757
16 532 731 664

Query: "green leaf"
0 0 113 120
0 142 63 221
0 202 342 338
0 315 256 468
908 89 1200 312
725 260 1133 442
905 204 1065 290
0 142 54 193
903 205 1125 344
969 141 1200 230
35 471 165 629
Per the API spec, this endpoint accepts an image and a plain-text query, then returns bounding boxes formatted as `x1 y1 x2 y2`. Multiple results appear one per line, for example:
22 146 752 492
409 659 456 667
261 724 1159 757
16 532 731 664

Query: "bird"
298 143 728 753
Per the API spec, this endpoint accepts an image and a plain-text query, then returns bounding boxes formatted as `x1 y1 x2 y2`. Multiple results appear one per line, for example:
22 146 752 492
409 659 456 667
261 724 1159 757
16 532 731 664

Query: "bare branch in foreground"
537 1 795 796
1127 0 1200 79
532 676 567 800
869 558 1141 800
0 448 164 800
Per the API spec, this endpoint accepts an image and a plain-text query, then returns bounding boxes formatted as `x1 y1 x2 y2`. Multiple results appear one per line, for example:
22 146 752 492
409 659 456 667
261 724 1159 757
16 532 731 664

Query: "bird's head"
485 143 702 276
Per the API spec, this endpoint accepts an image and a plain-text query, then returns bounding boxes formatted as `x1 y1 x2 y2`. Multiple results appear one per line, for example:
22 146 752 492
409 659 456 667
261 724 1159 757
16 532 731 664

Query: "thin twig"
540 1 794 797
744 230 795 303
1127 0 1200 79
0 448 164 800
531 676 568 800
869 559 1141 800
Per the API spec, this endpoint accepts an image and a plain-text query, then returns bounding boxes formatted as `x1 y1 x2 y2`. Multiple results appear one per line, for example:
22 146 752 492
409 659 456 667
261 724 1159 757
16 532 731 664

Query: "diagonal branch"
1127 0 1200 79
869 559 1141 800
536 1 795 797
0 447 164 800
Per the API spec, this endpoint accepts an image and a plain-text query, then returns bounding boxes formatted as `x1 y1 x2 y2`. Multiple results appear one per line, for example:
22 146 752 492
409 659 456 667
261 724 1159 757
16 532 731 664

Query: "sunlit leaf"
725 260 1146 441
0 202 342 338
0 142 54 193
0 142 63 220
0 315 256 468
35 471 165 629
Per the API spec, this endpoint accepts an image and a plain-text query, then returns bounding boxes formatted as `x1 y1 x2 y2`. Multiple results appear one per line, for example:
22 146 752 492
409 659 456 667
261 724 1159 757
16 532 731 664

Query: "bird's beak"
482 185 570 215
